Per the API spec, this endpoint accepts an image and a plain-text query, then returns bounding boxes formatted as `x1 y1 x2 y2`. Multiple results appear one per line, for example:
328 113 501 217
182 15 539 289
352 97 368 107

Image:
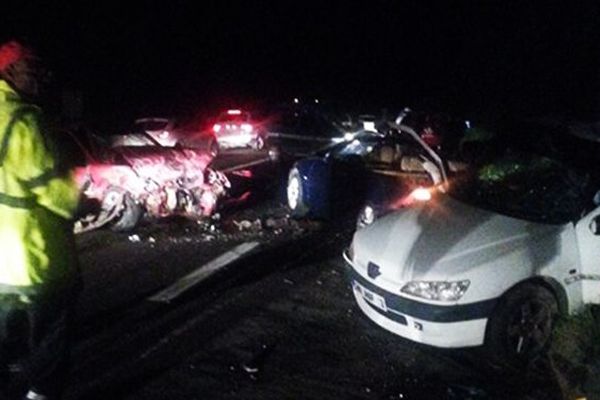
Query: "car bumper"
343 251 494 348
216 132 257 147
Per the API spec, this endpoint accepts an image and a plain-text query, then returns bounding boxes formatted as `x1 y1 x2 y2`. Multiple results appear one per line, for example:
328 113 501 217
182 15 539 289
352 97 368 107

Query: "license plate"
354 281 387 311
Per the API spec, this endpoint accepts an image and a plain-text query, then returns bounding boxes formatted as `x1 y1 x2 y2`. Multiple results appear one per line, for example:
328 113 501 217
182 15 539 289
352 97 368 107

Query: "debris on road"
241 343 276 381
265 217 289 230
446 383 488 399
233 219 262 232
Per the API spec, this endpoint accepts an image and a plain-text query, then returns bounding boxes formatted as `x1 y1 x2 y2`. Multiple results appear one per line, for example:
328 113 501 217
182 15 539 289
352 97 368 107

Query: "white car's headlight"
400 280 470 301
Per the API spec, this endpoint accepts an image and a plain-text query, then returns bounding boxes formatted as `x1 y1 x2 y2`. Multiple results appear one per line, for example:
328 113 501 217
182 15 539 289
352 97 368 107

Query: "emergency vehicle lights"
227 109 242 115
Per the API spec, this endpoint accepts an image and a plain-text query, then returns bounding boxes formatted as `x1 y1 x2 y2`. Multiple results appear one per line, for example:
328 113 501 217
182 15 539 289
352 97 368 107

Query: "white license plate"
354 281 387 311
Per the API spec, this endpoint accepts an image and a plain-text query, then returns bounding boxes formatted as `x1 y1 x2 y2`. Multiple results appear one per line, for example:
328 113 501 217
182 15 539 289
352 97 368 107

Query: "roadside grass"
550 305 600 398
552 305 600 365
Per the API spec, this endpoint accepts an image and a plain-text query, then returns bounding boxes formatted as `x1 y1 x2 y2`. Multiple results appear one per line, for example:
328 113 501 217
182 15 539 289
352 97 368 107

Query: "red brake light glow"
227 109 242 115
213 123 222 133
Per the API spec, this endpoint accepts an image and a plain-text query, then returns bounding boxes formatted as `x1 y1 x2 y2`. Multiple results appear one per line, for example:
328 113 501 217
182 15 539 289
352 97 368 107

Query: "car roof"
134 117 171 124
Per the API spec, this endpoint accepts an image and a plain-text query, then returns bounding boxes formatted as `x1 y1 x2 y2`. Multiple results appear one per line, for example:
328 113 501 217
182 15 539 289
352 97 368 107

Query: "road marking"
267 132 344 143
219 156 272 173
147 241 260 303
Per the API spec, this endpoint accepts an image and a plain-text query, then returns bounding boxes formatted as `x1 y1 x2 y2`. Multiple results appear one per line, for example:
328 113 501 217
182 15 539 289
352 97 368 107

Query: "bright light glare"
344 132 354 141
213 124 221 133
293 97 299 103
363 121 376 131
241 123 253 133
227 109 242 115
411 187 431 201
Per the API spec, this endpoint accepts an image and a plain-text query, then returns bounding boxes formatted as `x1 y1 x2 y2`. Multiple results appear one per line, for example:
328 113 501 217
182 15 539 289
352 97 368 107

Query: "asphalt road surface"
59 150 572 400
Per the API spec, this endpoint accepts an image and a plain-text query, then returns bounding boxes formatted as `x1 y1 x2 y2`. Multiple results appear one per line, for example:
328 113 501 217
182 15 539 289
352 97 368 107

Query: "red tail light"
213 124 222 133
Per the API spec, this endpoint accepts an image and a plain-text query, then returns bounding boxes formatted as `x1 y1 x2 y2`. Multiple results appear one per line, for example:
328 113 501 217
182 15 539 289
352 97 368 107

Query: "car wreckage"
285 117 470 225
63 128 231 233
344 118 600 367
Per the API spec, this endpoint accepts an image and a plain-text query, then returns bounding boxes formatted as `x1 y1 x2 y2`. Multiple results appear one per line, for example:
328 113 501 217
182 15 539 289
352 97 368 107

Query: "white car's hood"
354 196 563 283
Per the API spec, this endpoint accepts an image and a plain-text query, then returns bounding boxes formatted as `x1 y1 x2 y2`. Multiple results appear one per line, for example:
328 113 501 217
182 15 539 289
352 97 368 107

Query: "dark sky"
4 1 600 131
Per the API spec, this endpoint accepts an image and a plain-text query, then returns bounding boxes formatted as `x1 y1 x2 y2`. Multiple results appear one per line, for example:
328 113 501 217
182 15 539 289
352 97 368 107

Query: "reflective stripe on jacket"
0 79 79 288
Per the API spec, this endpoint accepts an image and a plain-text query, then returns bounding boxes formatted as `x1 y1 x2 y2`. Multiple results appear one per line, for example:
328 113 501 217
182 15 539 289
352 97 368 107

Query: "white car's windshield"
449 151 593 224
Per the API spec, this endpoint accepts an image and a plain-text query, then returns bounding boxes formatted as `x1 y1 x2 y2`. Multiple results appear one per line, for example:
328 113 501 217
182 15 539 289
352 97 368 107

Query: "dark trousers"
0 285 74 399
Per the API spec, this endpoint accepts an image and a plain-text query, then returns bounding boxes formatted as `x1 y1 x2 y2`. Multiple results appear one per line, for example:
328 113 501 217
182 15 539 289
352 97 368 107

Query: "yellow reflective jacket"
0 80 80 289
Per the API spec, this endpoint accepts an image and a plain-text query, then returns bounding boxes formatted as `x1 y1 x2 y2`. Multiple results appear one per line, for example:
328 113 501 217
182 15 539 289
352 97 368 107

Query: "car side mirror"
594 190 600 206
590 215 600 235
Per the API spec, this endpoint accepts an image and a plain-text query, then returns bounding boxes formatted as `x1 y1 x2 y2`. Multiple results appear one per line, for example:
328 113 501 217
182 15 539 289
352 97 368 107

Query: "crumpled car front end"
74 146 230 233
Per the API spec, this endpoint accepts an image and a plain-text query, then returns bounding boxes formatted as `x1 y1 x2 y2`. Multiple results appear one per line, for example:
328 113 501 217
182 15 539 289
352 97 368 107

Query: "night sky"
3 1 600 132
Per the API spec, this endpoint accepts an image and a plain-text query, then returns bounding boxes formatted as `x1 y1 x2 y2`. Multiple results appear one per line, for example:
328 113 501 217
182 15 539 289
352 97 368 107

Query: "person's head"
0 40 47 99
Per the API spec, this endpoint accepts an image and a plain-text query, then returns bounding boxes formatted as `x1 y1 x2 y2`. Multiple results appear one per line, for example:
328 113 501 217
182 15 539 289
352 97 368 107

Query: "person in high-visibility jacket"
0 40 81 400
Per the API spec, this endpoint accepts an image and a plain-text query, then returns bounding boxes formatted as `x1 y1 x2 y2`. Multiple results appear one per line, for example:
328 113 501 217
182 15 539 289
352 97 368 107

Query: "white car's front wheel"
485 283 558 368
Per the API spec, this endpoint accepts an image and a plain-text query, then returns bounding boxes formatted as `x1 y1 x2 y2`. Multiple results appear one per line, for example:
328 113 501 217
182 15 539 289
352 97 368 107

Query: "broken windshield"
449 151 593 224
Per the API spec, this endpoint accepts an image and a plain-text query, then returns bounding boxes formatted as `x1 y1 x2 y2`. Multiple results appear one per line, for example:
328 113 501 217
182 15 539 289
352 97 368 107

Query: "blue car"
285 124 458 223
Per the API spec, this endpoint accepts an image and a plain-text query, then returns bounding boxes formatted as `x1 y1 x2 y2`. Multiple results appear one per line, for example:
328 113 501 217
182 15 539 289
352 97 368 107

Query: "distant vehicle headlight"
400 280 470 302
356 204 377 229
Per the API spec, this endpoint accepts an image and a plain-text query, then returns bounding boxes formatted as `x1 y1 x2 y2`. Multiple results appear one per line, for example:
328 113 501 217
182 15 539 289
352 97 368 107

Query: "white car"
344 122 600 365
212 109 265 150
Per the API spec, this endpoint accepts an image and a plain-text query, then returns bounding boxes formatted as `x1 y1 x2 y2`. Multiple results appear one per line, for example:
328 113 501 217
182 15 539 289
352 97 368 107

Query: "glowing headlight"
400 280 470 301
357 205 376 229
410 187 432 202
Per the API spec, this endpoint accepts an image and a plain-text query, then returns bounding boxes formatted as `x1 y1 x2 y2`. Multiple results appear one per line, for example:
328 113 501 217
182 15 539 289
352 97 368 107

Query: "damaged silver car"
61 128 230 233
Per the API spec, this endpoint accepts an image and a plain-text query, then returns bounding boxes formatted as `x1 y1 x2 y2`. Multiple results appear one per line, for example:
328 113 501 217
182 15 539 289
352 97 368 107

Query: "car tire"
102 190 144 232
287 168 309 217
209 138 220 157
484 283 558 369
253 135 265 150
